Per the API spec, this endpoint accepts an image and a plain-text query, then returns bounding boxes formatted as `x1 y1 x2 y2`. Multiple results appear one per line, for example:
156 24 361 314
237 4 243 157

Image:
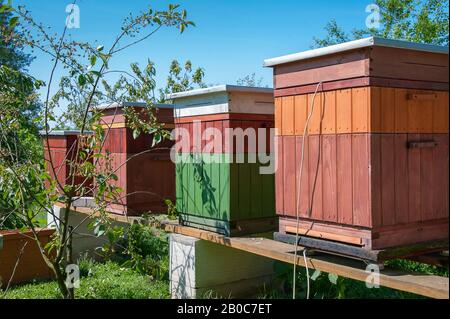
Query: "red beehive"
41 131 93 195
264 37 449 260
96 102 175 216
170 85 276 236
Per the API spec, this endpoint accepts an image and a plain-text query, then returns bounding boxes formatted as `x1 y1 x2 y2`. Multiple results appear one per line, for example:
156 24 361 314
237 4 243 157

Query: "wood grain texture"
273 46 448 91
277 133 448 238
296 136 310 218
336 89 352 134
176 153 275 228
380 134 396 226
275 136 284 215
370 133 449 227
0 229 55 288
275 59 369 89
294 94 308 135
43 134 93 194
99 108 176 215
336 134 353 225
352 134 371 227
282 136 296 217
394 134 409 224
281 96 295 135
322 90 337 134
322 135 338 223
175 118 274 153
308 135 323 220
274 76 449 97
277 134 372 228
369 46 449 83
275 87 448 136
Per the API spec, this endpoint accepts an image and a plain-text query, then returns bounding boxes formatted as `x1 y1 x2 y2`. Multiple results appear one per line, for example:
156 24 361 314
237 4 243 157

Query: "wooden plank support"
162 221 449 299
274 232 448 263
274 232 378 261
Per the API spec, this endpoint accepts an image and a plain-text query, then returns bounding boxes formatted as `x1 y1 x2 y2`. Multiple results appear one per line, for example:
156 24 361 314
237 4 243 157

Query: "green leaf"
98 53 110 67
96 45 104 52
132 129 140 140
90 55 97 67
0 4 12 13
8 16 19 30
78 74 86 86
152 133 162 147
94 224 106 237
90 70 102 77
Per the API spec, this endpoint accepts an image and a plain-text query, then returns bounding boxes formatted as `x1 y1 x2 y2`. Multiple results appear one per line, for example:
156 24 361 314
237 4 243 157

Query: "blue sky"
15 0 371 93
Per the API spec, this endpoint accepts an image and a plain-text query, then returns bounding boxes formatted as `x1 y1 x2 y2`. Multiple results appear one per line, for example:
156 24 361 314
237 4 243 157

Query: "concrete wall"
170 233 274 299
48 202 130 261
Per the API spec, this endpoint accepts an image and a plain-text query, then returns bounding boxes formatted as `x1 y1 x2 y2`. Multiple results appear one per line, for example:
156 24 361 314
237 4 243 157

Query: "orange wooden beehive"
264 37 449 261
41 130 93 195
97 102 175 216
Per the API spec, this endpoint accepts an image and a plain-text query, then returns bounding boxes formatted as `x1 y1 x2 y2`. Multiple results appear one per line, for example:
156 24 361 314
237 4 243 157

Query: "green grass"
2 260 170 299
254 259 448 299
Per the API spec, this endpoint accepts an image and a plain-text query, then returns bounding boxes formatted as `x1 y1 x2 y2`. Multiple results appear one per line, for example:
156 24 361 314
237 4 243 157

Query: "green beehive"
169 85 276 236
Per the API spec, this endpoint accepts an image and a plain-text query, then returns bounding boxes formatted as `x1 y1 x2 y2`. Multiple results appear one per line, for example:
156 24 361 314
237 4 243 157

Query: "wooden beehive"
41 130 93 195
264 37 449 259
170 85 276 236
97 102 175 216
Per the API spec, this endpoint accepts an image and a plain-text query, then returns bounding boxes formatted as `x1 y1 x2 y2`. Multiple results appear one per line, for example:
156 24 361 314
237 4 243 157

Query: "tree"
312 0 449 48
0 2 42 230
55 59 206 129
0 1 194 299
0 66 44 230
236 73 266 88
0 0 40 123
158 59 206 103
0 0 33 70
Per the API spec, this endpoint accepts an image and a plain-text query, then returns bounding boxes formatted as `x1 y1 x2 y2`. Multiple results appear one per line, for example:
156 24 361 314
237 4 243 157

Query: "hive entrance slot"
284 226 364 246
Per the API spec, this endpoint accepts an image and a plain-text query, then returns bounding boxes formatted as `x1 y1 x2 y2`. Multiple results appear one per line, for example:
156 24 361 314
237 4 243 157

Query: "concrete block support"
170 233 274 299
48 201 129 260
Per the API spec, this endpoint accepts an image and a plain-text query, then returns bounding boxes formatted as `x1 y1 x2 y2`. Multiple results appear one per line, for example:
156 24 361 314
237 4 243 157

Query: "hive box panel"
268 38 449 94
97 103 175 216
170 85 276 236
175 154 275 235
175 114 274 154
274 88 448 135
275 133 449 249
42 131 93 195
265 37 449 254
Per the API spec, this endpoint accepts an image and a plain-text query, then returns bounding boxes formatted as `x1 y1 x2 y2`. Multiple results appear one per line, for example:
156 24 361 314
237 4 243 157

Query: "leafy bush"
386 259 449 277
121 221 170 281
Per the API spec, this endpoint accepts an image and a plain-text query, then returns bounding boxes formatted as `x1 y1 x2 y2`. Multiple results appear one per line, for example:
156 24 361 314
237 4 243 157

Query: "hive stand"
170 233 274 299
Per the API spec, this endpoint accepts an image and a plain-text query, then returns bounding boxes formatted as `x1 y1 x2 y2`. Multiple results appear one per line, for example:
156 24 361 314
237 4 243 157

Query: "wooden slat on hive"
162 221 449 299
